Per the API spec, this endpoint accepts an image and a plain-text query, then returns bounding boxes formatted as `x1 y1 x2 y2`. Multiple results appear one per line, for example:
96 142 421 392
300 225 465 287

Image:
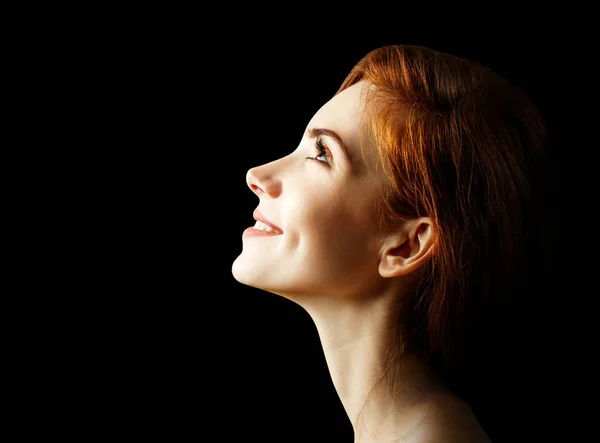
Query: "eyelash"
305 137 330 165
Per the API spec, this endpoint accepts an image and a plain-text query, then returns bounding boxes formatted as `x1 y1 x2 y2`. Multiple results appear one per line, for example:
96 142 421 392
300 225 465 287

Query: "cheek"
284 175 382 257
294 196 375 265
297 180 378 241
301 218 378 292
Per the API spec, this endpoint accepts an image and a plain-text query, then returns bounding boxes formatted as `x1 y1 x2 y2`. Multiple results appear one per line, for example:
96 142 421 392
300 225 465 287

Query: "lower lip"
242 227 283 237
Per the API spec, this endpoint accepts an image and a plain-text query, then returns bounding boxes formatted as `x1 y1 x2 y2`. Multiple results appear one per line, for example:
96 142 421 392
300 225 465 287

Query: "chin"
231 256 250 284
231 256 267 289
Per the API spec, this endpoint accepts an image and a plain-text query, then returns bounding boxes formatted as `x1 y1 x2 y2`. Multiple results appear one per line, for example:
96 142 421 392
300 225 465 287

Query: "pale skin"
232 82 493 442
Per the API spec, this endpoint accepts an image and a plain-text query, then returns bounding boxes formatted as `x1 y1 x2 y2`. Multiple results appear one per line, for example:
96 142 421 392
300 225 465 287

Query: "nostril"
246 166 281 198
250 183 263 195
246 168 264 195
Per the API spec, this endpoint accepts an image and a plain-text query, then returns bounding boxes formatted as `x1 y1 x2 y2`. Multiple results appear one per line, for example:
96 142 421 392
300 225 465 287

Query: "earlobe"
378 218 435 278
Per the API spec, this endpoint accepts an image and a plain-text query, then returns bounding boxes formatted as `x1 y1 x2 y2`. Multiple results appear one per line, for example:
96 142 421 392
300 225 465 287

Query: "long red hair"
337 44 551 437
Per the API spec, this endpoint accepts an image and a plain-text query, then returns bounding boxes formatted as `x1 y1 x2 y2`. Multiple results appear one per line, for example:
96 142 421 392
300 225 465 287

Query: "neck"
303 295 447 442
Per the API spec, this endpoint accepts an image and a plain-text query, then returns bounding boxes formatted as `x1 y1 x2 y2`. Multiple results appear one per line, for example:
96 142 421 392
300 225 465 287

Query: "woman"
231 44 551 442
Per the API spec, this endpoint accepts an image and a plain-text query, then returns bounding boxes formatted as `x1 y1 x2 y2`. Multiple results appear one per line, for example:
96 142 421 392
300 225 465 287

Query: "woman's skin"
232 82 492 442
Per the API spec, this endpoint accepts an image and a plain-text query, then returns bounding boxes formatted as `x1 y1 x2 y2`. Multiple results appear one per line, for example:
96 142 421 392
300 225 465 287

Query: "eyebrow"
306 127 353 163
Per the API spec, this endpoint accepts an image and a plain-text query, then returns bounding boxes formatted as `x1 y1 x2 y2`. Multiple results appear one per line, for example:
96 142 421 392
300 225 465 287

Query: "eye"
305 137 331 165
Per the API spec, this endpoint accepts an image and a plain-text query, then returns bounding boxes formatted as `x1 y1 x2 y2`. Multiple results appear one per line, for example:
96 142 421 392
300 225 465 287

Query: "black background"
57 16 596 443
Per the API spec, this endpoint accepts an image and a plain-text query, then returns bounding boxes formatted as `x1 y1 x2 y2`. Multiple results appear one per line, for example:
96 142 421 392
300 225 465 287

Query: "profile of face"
232 82 397 303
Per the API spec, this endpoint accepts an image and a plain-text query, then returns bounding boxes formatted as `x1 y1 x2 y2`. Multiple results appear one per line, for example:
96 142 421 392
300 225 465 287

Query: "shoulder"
408 394 493 443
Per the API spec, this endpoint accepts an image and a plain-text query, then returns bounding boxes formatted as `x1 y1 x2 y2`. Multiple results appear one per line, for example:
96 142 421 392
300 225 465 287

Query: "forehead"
307 82 370 167
309 82 365 135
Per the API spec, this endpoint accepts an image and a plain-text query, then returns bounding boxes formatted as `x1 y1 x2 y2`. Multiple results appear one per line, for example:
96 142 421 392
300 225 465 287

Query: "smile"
254 220 276 232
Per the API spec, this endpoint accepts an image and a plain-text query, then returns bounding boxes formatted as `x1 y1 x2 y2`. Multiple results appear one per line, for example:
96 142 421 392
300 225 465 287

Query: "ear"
378 217 435 278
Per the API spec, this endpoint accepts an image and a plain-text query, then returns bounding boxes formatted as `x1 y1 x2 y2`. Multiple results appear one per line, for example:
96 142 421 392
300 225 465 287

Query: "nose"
246 160 283 198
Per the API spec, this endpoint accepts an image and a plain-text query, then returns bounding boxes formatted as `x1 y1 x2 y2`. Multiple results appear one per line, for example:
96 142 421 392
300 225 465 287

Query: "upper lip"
253 209 283 233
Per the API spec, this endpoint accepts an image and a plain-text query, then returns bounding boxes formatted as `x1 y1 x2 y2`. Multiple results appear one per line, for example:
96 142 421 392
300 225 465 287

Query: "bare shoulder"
408 394 493 443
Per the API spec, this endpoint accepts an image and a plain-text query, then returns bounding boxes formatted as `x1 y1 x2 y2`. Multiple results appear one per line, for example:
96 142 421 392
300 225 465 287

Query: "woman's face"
232 82 390 301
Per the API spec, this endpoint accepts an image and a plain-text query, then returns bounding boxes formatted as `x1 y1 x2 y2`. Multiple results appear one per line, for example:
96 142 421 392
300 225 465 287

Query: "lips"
253 208 283 233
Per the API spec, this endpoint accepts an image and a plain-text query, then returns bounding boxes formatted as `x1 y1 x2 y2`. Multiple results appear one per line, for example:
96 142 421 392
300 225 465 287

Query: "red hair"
337 44 551 435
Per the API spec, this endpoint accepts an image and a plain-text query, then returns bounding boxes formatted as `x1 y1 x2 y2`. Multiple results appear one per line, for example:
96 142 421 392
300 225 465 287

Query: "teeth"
254 220 275 232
